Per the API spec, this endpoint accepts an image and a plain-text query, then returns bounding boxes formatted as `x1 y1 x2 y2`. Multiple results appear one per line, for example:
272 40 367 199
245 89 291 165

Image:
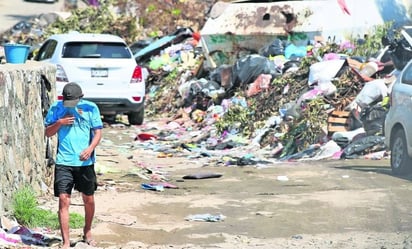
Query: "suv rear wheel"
128 108 144 125
391 128 412 175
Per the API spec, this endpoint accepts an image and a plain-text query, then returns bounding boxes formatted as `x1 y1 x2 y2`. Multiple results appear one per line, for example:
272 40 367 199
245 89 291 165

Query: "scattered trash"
182 173 223 180
141 183 164 192
135 133 158 141
0 216 61 247
185 214 226 222
277 176 289 181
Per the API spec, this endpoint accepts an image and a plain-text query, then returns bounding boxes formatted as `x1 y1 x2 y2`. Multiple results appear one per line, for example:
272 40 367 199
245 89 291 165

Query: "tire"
391 128 412 175
128 108 144 125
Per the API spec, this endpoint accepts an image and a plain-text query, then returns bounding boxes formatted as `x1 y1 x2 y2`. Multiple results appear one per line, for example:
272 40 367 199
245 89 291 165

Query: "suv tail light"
56 64 69 83
130 66 143 84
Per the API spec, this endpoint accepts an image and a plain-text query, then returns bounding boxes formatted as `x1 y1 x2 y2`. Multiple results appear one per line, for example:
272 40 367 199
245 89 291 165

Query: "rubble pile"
0 1 398 162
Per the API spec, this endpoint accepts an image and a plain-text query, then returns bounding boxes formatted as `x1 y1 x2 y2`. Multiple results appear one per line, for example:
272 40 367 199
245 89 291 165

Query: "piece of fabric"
44 99 103 166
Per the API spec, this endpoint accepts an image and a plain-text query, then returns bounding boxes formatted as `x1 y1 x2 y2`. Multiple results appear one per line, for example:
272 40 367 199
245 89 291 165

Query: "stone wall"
0 61 56 215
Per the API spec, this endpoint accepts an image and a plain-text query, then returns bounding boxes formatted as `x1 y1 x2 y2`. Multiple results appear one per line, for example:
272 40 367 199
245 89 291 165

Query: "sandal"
82 236 98 247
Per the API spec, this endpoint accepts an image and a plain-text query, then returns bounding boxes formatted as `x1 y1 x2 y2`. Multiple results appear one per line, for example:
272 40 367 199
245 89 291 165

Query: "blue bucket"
4 44 30 64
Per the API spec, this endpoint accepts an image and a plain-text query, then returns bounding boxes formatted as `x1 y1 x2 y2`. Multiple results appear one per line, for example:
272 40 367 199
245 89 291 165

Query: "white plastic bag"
308 59 346 86
355 79 388 108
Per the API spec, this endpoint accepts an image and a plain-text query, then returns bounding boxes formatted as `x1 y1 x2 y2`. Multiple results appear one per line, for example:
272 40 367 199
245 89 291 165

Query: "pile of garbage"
139 25 402 162
0 1 404 162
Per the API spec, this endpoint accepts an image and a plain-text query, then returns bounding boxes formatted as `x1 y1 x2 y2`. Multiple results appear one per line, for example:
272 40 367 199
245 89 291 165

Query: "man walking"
44 82 103 248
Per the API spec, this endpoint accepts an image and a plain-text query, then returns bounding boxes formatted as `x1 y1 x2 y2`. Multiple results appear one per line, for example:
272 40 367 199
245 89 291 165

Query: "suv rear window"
62 42 131 59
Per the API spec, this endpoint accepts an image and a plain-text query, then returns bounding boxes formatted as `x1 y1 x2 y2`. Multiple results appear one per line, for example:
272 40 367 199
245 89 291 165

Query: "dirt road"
0 1 64 33
0 0 89 33
39 118 412 249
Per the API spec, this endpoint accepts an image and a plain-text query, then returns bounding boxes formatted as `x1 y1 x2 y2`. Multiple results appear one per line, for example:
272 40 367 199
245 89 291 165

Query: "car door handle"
97 83 104 85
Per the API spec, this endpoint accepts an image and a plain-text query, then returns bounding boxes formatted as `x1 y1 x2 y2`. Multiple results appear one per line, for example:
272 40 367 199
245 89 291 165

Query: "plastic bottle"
360 61 378 77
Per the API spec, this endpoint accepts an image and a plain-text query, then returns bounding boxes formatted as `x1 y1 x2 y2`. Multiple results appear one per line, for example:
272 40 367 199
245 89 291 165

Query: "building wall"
0 61 55 215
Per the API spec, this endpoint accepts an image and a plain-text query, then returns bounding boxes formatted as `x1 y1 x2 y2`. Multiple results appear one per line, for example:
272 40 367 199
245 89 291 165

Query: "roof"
48 32 126 43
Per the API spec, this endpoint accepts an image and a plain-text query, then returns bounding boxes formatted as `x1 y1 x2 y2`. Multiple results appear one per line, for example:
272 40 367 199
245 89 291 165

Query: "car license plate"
91 68 108 77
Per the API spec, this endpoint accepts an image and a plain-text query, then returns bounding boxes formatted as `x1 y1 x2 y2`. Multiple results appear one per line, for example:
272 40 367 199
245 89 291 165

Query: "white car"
383 26 412 175
34 32 147 125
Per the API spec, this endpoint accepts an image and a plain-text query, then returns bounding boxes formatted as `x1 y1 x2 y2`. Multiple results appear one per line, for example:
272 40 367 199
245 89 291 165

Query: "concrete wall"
201 0 412 68
0 61 55 215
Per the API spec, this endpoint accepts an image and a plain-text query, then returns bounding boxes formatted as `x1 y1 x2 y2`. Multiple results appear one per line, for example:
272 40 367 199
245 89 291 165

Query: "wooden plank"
328 125 348 132
330 110 350 117
328 110 351 133
327 117 348 123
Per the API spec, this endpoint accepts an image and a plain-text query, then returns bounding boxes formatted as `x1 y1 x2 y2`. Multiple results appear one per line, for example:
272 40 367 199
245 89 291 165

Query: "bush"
12 185 83 230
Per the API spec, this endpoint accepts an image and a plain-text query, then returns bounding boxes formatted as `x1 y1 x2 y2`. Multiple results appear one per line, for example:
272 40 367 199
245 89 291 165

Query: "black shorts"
54 164 97 197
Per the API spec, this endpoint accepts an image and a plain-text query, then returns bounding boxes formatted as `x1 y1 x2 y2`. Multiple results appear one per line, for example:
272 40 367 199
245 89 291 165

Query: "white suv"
34 32 147 125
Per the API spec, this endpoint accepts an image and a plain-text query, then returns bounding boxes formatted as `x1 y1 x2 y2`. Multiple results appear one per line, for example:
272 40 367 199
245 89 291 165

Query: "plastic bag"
308 59 346 86
246 74 272 97
261 38 285 57
284 43 307 59
355 79 388 108
360 104 388 136
341 135 385 159
231 55 280 90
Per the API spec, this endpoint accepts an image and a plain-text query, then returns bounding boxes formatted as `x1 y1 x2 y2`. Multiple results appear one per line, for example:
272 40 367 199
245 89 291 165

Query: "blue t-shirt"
44 99 103 166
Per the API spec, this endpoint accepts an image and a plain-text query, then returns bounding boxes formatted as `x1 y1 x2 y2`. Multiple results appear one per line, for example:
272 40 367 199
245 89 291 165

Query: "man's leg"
58 193 71 248
82 193 95 242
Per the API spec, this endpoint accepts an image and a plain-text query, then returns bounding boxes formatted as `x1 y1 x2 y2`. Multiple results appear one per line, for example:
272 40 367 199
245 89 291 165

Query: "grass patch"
12 185 84 230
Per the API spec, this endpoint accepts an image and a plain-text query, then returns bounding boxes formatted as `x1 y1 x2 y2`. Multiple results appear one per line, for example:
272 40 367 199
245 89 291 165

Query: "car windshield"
62 42 131 59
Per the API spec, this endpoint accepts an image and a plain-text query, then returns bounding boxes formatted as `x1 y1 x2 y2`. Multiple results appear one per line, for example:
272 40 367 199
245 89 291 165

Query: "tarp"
134 35 176 62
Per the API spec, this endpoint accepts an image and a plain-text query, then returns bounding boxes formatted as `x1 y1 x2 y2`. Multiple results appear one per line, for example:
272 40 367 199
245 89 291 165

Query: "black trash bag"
279 145 320 161
261 38 285 57
208 64 232 88
360 104 388 136
183 79 220 108
282 59 301 74
348 108 363 131
341 135 386 159
388 37 412 71
231 54 281 91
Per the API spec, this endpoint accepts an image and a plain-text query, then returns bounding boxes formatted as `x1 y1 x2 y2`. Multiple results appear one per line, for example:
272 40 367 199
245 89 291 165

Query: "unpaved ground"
36 118 412 249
